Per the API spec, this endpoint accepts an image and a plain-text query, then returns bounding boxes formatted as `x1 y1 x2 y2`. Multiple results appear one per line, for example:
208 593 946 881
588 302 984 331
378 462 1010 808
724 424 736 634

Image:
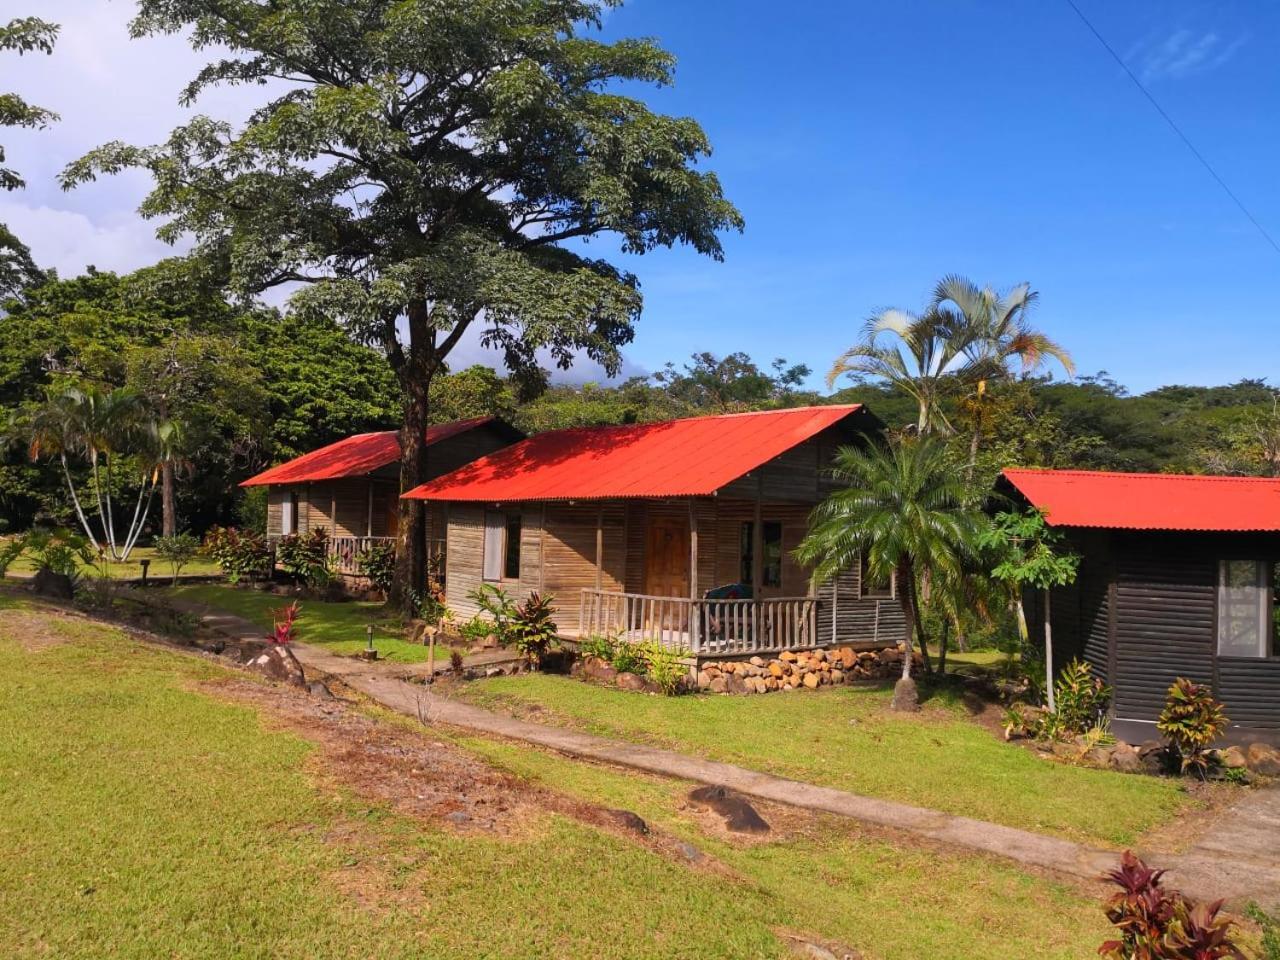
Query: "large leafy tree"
65 0 743 608
1 15 59 301
653 352 812 413
796 437 987 711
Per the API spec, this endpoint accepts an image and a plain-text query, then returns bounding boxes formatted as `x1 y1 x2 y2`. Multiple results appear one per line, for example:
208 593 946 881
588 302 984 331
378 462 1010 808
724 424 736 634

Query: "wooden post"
366 482 374 538
1044 586 1055 712
595 504 604 591
688 499 698 600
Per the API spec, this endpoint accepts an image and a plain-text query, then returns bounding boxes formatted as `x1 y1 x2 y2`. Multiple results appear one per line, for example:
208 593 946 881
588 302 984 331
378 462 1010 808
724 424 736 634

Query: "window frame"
1216 558 1275 660
859 553 895 599
503 513 522 581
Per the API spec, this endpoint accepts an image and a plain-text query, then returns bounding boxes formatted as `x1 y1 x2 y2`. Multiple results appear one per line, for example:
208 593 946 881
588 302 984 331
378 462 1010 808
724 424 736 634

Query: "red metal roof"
1002 468 1280 532
404 405 868 503
240 417 498 486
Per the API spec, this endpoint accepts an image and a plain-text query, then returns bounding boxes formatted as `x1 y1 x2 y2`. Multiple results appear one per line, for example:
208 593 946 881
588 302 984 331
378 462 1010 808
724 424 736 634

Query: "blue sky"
4 0 1275 395
590 0 1278 393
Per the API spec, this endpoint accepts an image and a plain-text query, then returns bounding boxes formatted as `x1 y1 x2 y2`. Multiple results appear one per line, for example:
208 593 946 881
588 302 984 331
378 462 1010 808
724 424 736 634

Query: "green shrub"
458 615 494 645
356 540 396 594
1157 678 1228 778
275 529 332 589
639 641 689 695
153 533 200 585
509 592 559 667
609 642 646 676
1052 658 1112 737
1246 903 1280 960
202 526 273 584
578 634 617 662
468 583 517 638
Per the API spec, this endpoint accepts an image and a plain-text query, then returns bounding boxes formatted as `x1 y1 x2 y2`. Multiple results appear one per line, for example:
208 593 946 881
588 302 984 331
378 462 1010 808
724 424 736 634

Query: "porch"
577 588 820 657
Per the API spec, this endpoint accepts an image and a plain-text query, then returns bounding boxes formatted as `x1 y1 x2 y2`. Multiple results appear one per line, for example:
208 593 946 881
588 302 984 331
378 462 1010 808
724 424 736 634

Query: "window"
1217 560 1273 658
483 511 521 582
739 521 783 588
282 491 299 535
860 554 893 598
504 514 522 580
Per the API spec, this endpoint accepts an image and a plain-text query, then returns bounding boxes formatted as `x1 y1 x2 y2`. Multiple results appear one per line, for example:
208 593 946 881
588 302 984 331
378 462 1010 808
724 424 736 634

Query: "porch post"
366 482 374 538
752 474 763 595
688 498 698 599
594 504 604 591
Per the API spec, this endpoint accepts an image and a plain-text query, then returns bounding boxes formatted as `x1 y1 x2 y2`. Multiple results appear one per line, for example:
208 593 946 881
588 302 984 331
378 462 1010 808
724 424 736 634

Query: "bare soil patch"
0 607 76 652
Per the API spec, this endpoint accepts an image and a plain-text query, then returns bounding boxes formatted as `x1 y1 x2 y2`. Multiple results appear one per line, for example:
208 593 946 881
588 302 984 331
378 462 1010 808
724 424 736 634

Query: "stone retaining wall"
696 645 921 695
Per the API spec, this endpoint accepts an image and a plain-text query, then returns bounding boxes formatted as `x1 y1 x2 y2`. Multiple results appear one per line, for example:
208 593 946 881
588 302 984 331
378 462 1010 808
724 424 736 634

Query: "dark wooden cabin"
1002 468 1280 746
240 417 523 575
404 405 907 660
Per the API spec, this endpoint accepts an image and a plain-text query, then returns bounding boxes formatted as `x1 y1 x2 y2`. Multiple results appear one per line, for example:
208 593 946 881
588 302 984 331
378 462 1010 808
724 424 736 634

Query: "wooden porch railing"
578 589 819 656
329 536 396 575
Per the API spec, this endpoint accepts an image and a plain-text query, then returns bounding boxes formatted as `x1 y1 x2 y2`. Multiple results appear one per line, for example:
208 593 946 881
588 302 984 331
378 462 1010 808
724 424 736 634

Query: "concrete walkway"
173 597 1280 904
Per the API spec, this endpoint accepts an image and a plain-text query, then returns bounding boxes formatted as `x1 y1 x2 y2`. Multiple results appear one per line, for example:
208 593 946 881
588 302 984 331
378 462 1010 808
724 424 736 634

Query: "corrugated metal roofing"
1002 467 1280 532
240 417 497 487
403 405 867 503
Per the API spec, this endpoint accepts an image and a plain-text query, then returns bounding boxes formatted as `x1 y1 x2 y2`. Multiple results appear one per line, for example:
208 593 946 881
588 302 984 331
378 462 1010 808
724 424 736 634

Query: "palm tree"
27 384 162 560
796 437 987 710
827 307 981 435
931 275 1074 472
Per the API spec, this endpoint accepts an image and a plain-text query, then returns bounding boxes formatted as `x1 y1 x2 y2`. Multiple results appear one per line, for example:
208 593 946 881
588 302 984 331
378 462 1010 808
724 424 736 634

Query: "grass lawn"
944 648 1018 673
162 583 436 663
4 545 223 580
0 594 1111 960
456 674 1195 848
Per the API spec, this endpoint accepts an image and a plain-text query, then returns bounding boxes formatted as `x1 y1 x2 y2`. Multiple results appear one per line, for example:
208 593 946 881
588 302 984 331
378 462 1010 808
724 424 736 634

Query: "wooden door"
644 518 690 598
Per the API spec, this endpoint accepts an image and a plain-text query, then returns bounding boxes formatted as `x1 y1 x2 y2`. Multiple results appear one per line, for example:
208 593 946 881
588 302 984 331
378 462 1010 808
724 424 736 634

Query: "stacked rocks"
694 646 919 695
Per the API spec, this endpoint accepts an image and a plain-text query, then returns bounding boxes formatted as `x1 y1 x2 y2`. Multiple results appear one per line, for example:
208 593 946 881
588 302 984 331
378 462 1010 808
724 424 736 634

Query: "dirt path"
171 596 1280 907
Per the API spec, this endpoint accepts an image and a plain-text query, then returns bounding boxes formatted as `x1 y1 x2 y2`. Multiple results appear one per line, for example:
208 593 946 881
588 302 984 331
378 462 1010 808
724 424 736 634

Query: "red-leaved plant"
266 602 301 646
1099 850 1244 959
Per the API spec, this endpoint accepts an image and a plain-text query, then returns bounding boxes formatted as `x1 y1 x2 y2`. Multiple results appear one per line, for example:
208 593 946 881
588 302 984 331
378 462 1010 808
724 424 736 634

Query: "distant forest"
3 267 1278 534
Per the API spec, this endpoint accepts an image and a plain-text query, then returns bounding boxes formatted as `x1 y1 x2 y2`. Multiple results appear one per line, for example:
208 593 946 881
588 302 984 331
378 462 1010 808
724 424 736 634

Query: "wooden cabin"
240 417 523 575
403 405 907 659
1002 468 1280 746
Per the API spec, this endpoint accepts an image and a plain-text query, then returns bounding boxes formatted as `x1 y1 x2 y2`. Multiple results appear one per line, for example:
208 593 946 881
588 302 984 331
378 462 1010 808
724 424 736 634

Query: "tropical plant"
152 532 199 585
356 540 396 595
1049 658 1111 738
265 602 300 646
1157 678 1229 778
796 436 987 710
0 526 94 580
931 275 1073 472
578 634 617 663
275 529 332 589
608 643 647 676
639 641 689 695
509 592 559 667
1099 850 1244 959
978 508 1080 711
469 584 518 639
202 526 273 585
25 384 174 561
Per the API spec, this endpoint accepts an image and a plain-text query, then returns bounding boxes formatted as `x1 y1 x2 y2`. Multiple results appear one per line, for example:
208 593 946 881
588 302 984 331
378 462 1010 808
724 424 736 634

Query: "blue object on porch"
704 582 753 600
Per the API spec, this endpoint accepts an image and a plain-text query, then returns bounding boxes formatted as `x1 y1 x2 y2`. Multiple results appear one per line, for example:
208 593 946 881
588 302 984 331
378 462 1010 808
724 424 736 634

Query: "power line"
1062 0 1280 257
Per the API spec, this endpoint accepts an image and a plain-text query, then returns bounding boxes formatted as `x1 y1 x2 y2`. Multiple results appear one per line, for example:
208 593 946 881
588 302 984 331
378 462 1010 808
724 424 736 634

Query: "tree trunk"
1044 586 1055 712
161 460 176 537
891 563 921 711
909 575 933 675
966 426 980 481
937 617 950 674
389 301 436 615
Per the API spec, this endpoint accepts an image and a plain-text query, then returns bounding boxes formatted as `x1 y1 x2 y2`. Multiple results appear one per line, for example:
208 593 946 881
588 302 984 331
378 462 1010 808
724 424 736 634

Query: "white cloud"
1126 27 1247 83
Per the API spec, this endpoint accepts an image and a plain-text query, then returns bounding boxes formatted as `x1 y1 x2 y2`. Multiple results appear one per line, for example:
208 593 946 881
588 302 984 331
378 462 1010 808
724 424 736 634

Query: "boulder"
726 674 750 696
604 808 649 835
830 669 845 685
584 658 618 684
687 785 771 834
246 644 306 686
768 661 786 678
748 656 766 668
1110 743 1143 774
31 567 74 600
616 671 646 692
1220 745 1248 770
696 670 713 690
802 672 820 690
779 651 798 663
709 676 727 694
1245 742 1280 776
